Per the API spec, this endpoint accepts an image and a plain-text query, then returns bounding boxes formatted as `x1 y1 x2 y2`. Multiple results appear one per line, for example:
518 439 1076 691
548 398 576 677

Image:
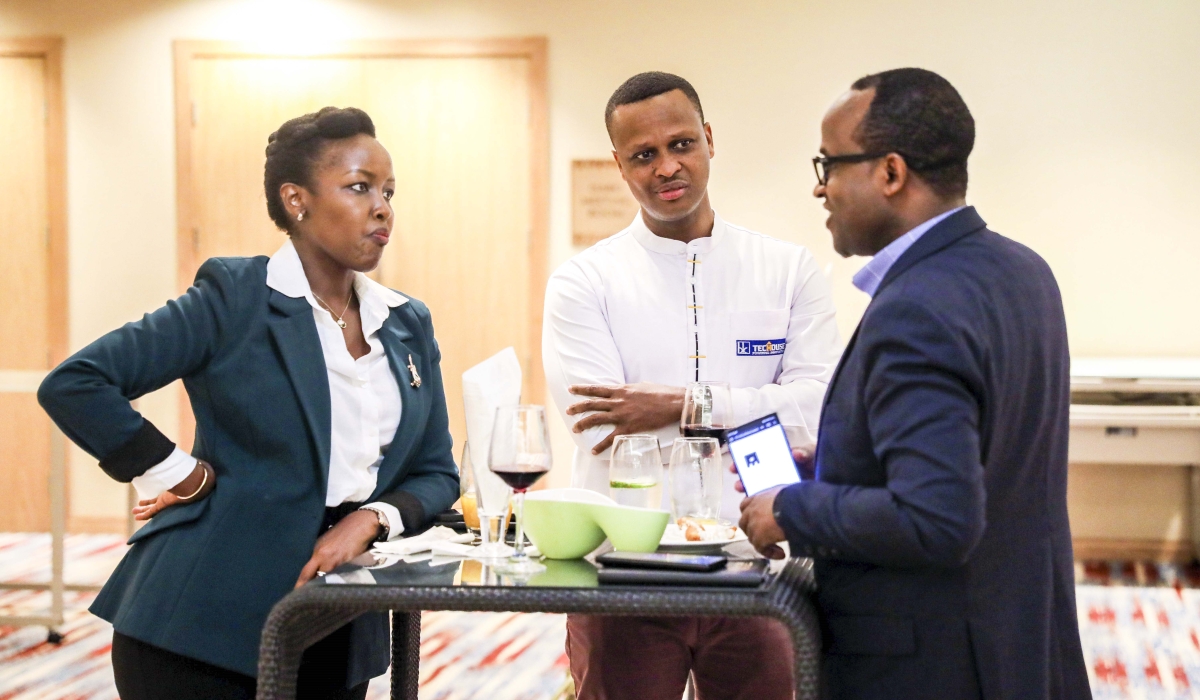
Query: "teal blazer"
38 256 459 686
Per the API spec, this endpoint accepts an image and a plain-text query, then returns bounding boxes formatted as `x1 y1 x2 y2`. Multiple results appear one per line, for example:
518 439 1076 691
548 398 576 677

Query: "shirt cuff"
361 503 405 541
130 447 198 501
730 386 754 426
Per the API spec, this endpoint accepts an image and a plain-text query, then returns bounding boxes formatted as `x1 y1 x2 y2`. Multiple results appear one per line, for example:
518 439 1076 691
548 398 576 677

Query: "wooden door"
177 41 547 459
0 40 66 532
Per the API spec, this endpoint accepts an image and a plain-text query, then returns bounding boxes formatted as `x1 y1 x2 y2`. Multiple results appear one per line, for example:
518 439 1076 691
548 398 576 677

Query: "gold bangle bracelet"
175 463 209 501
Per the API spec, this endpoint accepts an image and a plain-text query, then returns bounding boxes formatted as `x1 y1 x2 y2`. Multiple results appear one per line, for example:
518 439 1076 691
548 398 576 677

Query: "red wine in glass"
490 465 549 492
682 425 730 446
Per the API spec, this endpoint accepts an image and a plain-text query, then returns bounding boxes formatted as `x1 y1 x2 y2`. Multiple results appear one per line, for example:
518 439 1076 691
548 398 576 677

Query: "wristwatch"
359 506 391 543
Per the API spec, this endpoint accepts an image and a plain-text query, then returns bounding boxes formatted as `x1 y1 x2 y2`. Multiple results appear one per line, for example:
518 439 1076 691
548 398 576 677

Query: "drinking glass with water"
609 435 663 509
668 437 723 521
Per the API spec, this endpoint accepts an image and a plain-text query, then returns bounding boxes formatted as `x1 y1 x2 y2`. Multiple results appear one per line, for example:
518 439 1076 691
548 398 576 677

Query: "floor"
2 534 1199 699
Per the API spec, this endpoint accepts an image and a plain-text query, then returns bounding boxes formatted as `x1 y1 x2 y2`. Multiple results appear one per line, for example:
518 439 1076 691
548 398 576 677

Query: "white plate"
658 524 748 553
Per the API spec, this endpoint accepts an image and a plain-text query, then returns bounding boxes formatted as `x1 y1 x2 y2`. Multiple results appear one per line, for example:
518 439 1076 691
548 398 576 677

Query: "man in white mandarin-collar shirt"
543 72 841 700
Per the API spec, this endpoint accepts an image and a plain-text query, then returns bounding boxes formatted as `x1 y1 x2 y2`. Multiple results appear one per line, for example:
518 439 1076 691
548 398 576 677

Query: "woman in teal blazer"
38 107 458 699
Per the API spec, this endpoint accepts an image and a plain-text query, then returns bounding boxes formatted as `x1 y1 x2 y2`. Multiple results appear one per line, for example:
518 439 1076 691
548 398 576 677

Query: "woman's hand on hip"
295 510 380 589
131 460 216 521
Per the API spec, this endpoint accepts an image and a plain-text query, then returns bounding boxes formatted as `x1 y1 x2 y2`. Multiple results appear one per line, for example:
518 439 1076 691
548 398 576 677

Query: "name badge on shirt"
736 339 786 357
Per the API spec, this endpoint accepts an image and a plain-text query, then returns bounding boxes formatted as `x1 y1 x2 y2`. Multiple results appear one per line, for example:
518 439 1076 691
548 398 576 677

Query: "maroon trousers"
565 615 795 700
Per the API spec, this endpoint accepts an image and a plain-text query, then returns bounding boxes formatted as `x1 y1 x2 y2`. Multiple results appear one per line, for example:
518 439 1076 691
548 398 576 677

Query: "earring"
297 211 305 222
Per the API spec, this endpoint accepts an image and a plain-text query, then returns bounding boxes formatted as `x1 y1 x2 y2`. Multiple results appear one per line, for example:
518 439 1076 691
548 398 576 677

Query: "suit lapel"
813 321 861 477
822 323 861 414
371 306 427 497
267 290 332 481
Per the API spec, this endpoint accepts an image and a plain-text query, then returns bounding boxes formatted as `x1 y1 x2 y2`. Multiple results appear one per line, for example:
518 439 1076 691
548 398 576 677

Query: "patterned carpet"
1076 561 1200 699
4 535 1200 699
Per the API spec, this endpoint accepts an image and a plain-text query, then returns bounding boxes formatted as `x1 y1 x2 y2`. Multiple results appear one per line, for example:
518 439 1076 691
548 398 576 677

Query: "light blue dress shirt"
851 206 966 297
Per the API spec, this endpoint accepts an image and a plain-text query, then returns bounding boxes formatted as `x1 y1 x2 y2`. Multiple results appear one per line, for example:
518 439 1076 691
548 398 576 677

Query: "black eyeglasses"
812 152 891 186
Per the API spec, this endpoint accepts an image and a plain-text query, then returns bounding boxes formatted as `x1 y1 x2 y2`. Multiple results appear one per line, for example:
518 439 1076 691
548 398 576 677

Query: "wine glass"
681 382 734 445
465 440 515 559
609 435 664 509
488 405 552 576
668 437 722 521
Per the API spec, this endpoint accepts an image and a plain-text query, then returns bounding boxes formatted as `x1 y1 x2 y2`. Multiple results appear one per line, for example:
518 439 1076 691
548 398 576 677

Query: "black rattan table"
256 549 820 700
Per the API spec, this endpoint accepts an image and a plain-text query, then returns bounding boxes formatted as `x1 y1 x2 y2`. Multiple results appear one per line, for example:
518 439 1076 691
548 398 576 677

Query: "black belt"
322 501 365 532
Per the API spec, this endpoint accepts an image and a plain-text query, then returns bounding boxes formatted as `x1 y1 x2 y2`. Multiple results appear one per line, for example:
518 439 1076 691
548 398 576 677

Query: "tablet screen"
727 413 801 496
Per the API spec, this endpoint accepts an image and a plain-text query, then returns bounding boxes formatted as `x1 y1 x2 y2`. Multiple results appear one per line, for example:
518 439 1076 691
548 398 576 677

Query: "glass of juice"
458 442 481 536
609 435 664 509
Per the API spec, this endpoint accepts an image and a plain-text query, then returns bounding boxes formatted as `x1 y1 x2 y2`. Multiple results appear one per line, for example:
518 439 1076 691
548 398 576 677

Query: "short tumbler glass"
668 437 723 521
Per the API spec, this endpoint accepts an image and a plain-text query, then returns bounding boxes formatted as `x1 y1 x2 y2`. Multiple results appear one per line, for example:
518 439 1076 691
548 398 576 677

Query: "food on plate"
676 517 738 542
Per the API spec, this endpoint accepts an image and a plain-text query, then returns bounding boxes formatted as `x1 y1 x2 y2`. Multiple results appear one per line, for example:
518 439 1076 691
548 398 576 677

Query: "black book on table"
597 559 769 587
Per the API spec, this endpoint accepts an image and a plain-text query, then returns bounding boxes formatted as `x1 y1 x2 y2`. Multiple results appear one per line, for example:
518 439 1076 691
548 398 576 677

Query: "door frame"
172 38 550 444
0 37 68 367
0 37 68 531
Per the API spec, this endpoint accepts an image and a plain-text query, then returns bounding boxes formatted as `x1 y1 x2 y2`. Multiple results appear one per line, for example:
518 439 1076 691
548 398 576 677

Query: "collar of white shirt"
851 205 966 298
266 238 408 336
629 209 729 255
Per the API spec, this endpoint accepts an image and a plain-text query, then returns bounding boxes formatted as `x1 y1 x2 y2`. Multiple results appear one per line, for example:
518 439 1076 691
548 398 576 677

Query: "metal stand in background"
0 370 104 645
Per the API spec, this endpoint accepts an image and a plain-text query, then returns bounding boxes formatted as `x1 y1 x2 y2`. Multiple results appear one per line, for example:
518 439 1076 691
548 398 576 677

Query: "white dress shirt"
543 212 842 521
133 239 409 538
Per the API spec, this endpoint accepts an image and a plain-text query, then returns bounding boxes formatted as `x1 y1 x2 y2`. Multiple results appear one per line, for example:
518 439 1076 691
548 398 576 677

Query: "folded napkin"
372 526 474 556
462 348 522 514
429 541 476 557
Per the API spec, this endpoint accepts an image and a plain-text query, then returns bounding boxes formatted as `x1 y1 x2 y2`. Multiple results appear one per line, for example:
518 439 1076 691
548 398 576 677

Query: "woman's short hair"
263 106 376 231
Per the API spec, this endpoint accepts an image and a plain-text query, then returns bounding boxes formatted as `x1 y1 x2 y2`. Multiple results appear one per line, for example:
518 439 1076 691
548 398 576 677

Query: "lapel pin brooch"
407 354 422 388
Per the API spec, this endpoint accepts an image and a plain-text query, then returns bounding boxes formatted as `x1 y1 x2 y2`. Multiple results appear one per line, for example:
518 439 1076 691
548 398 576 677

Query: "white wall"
2 0 1197 526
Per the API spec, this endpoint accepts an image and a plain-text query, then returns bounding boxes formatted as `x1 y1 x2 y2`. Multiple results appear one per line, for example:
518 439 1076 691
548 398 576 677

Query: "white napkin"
462 348 523 514
429 541 476 557
371 526 473 556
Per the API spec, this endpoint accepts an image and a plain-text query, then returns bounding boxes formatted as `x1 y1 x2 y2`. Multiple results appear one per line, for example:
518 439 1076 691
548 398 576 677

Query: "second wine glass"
681 382 733 445
488 405 552 576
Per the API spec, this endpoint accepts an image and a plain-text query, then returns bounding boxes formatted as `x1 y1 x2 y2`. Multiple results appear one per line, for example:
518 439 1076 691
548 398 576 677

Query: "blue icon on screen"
746 452 760 467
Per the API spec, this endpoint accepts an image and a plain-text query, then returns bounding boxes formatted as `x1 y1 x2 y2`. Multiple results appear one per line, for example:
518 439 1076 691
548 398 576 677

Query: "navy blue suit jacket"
38 256 459 686
774 208 1090 699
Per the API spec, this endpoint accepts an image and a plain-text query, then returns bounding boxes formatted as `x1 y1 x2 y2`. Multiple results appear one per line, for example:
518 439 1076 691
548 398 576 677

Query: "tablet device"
596 551 727 572
727 413 801 496
597 559 769 587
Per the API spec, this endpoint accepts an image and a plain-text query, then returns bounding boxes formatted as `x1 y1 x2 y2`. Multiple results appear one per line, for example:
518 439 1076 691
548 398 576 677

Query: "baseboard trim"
68 516 127 534
1073 537 1194 563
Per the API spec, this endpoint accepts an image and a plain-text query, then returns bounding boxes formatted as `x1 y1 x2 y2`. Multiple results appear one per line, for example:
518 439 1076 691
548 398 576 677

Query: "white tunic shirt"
543 212 842 521
133 239 408 537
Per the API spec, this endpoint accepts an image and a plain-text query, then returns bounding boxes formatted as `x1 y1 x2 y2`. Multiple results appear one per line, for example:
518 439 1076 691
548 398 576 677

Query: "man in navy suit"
738 68 1091 698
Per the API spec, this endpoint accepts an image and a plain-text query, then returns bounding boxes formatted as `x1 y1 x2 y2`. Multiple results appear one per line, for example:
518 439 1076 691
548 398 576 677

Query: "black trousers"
112 625 370 700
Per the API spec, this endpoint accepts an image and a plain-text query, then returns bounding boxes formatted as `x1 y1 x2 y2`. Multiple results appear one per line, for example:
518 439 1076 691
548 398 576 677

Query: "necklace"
312 290 353 329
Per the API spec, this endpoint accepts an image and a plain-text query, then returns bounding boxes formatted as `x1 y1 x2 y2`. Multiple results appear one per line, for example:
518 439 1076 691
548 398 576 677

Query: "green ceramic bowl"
523 489 610 559
590 504 671 553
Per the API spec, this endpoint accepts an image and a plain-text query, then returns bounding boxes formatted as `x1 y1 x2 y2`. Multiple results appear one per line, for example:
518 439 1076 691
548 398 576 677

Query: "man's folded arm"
542 265 628 455
774 299 987 568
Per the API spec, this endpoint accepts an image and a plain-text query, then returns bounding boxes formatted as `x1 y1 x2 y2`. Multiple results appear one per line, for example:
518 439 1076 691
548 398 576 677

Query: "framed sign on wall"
571 159 639 246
